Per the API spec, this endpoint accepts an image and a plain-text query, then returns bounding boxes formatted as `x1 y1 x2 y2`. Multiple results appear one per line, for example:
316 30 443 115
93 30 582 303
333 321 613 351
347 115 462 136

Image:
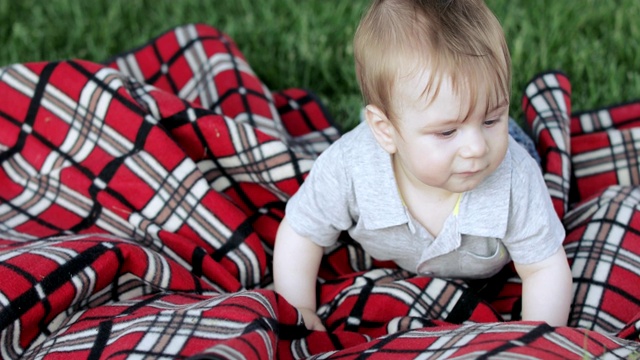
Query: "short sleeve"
285 140 353 247
503 151 565 264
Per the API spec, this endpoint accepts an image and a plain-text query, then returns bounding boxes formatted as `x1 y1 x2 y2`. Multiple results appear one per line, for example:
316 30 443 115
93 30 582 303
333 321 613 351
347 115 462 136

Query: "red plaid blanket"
1 24 639 359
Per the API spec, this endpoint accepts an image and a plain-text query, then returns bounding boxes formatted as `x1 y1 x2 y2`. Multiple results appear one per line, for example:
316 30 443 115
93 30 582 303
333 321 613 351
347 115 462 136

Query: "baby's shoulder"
333 122 372 149
315 122 373 165
505 137 550 202
507 137 543 179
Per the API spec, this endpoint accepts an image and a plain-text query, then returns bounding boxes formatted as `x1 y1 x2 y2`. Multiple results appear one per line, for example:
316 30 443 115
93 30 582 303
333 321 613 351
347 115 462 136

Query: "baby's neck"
392 157 461 236
397 183 460 237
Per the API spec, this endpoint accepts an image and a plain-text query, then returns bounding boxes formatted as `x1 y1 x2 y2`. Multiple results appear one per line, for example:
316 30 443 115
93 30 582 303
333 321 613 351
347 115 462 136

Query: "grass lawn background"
2 0 639 130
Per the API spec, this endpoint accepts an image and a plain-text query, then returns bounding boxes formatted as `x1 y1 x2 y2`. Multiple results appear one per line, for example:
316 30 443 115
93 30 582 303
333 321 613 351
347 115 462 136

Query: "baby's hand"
299 307 326 331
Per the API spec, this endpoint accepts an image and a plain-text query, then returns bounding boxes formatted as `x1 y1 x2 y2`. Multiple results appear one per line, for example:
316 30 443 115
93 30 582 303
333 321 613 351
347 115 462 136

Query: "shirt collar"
352 124 408 230
421 147 512 261
456 145 512 239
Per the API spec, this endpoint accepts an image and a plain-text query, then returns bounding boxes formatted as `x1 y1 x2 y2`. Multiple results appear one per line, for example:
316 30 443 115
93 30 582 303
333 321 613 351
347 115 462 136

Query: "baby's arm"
514 247 572 326
273 216 326 331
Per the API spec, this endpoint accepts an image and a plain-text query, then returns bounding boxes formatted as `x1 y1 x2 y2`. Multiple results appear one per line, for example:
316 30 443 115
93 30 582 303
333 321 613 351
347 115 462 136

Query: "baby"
273 0 573 331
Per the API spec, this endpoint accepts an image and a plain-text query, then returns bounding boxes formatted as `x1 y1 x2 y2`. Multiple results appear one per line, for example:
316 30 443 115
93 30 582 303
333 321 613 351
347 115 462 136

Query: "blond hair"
354 0 511 123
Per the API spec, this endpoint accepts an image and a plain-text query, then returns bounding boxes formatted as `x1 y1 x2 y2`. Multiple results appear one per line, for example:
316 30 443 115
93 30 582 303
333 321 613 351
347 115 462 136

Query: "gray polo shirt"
285 122 565 279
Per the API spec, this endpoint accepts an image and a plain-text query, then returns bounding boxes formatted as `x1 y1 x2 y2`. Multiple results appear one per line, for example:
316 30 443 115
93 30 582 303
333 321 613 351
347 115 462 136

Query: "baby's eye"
438 129 457 138
484 119 499 127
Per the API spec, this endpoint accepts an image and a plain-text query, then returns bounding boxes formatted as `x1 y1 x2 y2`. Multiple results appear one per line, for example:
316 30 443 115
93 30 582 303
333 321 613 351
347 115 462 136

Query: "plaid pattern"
525 71 640 343
0 25 639 359
522 71 573 218
564 186 640 334
571 112 640 205
305 322 639 359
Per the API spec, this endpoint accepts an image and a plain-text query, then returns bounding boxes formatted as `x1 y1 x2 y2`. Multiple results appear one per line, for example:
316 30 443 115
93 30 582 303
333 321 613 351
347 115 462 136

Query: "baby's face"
389 72 510 195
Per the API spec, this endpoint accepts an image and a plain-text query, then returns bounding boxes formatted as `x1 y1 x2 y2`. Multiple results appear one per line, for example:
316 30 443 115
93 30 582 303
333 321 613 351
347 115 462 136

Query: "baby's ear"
364 105 397 154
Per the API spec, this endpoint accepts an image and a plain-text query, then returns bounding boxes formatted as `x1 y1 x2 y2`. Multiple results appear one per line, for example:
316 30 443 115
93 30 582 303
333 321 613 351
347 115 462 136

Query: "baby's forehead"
394 69 506 118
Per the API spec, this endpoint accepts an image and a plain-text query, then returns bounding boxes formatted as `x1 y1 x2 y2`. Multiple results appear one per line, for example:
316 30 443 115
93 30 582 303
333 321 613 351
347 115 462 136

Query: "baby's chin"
446 173 489 193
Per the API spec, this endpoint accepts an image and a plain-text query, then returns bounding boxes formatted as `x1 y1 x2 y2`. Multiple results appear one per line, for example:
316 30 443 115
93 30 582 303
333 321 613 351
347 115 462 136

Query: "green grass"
1 0 639 130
